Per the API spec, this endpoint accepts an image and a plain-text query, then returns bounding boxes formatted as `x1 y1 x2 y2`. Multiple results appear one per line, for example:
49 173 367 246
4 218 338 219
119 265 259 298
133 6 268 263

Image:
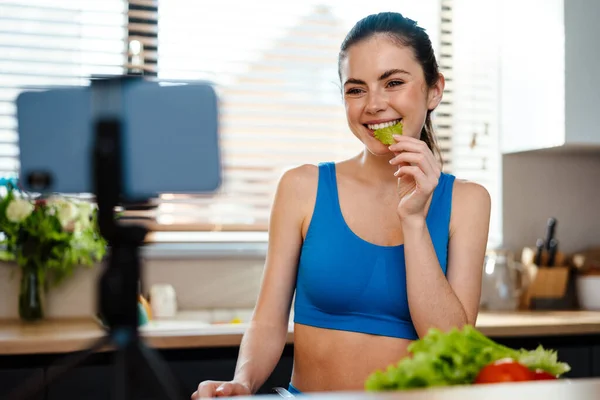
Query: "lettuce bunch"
365 325 570 391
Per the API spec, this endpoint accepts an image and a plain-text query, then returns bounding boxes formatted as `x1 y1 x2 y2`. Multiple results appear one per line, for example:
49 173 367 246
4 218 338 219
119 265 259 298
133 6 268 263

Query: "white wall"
499 0 566 154
502 151 600 254
564 0 600 145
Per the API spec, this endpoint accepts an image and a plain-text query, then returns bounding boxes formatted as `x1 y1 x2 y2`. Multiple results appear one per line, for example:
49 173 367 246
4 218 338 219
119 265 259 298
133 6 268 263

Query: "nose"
365 90 387 114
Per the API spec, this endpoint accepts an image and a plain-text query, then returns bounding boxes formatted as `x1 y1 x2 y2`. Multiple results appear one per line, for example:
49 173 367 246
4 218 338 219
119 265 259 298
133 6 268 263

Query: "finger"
390 152 435 176
396 166 436 191
391 134 427 148
197 382 219 398
191 391 198 400
231 382 250 396
389 139 439 176
388 138 430 155
216 383 233 397
388 135 423 156
392 134 423 144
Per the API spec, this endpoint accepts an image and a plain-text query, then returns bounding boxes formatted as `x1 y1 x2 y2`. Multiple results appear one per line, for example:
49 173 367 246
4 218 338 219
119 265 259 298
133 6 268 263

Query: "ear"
427 73 445 110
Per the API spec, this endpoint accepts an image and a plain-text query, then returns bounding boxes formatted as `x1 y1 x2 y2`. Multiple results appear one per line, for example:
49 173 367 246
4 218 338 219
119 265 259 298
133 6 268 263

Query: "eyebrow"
343 68 411 86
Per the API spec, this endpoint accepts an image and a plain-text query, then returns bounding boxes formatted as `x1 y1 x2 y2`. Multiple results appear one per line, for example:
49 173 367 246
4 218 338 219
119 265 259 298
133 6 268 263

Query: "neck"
354 148 399 185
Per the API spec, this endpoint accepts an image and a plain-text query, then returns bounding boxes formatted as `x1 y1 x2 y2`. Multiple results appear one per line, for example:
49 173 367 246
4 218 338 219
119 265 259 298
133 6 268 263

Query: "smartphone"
16 78 222 202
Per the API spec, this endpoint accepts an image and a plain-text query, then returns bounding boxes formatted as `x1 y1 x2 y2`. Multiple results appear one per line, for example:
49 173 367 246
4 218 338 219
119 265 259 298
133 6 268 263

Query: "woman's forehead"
341 35 420 79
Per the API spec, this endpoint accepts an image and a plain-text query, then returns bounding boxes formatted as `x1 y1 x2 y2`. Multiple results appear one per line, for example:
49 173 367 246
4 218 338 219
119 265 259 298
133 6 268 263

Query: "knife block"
519 247 575 310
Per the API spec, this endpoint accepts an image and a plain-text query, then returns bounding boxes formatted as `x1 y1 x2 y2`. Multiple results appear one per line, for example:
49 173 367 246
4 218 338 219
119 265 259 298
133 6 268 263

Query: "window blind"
450 0 502 248
151 0 452 234
127 0 157 76
0 0 128 177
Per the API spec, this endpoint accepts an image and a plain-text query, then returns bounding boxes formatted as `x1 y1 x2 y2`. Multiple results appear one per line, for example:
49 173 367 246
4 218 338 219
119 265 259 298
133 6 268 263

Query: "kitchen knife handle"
547 238 558 267
534 238 544 266
544 217 557 251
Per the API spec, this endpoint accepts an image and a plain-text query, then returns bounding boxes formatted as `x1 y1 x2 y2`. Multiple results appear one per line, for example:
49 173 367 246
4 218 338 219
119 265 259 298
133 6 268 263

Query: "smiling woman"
339 23 445 165
192 10 491 399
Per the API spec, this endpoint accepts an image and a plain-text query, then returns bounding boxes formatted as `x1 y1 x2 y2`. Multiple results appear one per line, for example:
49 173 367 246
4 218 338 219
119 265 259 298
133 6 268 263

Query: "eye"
387 80 404 88
345 87 363 95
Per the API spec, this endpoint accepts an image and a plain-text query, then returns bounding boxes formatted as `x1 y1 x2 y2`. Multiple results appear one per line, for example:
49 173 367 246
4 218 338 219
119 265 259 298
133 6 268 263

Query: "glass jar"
18 259 46 321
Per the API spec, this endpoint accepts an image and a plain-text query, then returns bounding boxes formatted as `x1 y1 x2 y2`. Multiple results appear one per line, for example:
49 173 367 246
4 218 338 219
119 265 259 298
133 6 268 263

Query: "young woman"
192 11 490 398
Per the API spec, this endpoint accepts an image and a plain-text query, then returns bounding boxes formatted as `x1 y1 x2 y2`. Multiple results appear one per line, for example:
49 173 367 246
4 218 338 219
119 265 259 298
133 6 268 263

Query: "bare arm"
232 165 315 393
193 165 315 398
403 181 491 338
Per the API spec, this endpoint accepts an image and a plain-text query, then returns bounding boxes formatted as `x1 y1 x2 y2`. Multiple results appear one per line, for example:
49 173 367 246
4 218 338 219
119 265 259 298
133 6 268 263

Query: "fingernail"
393 134 402 139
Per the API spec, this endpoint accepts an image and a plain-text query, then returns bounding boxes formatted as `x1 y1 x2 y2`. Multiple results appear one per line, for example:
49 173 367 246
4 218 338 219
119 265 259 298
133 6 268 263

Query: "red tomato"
532 370 557 380
474 359 534 384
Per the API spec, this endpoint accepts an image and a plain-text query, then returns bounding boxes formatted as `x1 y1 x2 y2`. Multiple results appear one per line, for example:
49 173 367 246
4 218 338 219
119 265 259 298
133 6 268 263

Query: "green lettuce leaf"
373 122 403 145
365 325 570 392
516 345 571 376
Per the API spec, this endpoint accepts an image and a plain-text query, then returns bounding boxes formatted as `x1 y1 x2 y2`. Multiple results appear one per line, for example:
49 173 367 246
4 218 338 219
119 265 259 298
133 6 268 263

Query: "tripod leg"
114 345 129 400
7 334 113 400
131 340 185 400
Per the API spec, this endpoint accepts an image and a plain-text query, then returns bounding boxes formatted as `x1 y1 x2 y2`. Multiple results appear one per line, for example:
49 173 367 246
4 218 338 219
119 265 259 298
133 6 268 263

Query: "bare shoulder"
274 164 319 214
452 179 491 206
278 164 318 189
450 179 491 234
277 164 319 199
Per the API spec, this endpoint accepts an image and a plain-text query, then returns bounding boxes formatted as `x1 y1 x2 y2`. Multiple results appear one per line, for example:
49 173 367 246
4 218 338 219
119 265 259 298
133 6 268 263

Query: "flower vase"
18 260 46 321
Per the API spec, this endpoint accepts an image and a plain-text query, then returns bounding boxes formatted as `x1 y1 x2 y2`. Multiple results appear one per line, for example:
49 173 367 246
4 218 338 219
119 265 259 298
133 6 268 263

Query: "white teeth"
367 119 401 130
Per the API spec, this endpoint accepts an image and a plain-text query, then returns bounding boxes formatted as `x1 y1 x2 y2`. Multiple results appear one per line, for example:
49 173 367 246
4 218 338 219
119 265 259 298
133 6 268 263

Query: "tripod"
8 94 186 400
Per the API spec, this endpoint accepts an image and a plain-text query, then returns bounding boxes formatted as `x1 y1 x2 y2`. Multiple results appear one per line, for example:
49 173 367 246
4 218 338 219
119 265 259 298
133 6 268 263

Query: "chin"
365 141 392 157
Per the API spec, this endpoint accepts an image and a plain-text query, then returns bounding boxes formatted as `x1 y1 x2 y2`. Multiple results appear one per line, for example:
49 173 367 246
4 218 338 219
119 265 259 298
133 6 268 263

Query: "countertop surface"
244 379 600 400
2 310 600 355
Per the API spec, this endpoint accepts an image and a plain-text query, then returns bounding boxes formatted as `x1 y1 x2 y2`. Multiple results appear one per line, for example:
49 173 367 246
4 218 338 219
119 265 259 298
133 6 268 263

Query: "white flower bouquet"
0 178 107 320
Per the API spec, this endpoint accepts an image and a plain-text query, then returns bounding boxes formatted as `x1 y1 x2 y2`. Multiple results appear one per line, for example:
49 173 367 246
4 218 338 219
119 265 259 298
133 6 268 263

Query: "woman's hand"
388 134 441 224
191 380 252 399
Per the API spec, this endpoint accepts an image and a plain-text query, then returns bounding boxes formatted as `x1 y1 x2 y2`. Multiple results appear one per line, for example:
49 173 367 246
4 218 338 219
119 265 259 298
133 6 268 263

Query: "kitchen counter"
242 379 600 400
2 311 600 399
1 310 600 356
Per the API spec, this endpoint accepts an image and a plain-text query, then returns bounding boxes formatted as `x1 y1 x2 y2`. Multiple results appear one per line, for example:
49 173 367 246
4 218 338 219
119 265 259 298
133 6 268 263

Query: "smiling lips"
364 118 402 136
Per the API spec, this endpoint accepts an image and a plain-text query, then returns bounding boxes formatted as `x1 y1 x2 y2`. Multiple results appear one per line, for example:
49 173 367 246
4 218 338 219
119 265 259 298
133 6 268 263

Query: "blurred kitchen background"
0 0 598 321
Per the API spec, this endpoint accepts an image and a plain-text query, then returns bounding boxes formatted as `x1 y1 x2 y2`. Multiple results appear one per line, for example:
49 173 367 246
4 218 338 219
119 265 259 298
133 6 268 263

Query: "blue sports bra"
293 162 455 340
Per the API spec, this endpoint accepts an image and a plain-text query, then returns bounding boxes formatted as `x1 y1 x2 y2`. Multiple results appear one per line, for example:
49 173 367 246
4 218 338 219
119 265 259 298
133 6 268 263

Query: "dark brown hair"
338 12 443 164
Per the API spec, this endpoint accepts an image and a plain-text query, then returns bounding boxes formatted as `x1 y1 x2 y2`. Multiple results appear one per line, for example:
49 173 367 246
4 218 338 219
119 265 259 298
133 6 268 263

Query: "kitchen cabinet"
169 355 294 396
500 0 600 155
2 335 599 399
45 360 238 400
593 346 600 377
41 347 293 399
0 367 44 400
169 359 237 397
554 347 593 379
47 365 111 400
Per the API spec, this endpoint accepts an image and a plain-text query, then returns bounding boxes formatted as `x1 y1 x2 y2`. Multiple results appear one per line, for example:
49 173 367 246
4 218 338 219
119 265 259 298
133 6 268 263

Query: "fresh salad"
373 121 403 145
365 325 571 391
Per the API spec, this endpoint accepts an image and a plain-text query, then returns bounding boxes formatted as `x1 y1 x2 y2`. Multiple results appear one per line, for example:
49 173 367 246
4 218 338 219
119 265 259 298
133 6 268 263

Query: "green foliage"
0 182 107 287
